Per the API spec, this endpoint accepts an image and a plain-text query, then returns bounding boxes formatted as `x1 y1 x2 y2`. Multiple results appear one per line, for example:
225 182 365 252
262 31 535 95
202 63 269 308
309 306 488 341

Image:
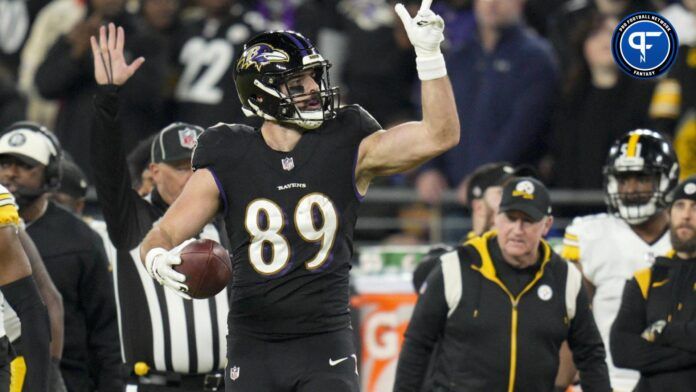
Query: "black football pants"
224 328 358 392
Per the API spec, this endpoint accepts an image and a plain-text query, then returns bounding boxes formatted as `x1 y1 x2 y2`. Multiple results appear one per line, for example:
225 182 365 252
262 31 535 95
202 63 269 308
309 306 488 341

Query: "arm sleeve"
610 278 696 373
393 265 449 392
567 284 611 392
659 322 696 353
34 36 91 100
2 276 50 392
91 86 154 249
18 229 64 360
80 235 122 391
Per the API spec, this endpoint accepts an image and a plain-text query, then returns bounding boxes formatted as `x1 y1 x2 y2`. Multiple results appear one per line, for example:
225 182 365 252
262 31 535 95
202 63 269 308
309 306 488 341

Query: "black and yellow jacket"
394 232 610 392
610 251 696 392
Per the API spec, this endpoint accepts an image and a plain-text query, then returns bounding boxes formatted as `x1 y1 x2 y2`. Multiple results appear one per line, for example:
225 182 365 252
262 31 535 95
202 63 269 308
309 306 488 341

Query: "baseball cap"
0 127 57 167
150 123 204 164
499 177 552 222
466 163 539 206
57 159 88 199
466 163 515 204
669 176 696 204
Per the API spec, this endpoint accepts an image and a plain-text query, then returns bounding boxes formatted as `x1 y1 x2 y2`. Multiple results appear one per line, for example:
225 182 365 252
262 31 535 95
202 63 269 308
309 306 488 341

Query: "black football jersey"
192 105 381 338
172 15 257 128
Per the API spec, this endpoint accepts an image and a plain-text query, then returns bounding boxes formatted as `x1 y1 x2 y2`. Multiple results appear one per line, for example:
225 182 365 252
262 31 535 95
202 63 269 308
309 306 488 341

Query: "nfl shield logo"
230 366 240 381
281 157 294 171
178 128 198 149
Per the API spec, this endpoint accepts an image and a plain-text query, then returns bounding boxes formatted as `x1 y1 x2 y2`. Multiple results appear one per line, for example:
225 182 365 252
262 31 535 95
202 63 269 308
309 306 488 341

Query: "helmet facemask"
605 163 678 225
242 60 340 130
276 62 339 129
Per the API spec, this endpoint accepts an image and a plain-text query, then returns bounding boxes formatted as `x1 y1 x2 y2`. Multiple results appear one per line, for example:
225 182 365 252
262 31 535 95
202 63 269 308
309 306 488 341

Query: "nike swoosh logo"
329 357 348 366
417 21 429 26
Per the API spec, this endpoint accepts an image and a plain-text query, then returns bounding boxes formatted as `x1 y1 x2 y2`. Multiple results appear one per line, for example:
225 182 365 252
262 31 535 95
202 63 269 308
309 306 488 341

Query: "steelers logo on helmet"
234 30 340 130
604 129 680 225
611 12 678 79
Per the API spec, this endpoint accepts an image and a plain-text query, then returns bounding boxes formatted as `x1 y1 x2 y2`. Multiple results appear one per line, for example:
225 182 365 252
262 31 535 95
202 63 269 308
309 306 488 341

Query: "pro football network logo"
611 12 678 78
236 43 289 72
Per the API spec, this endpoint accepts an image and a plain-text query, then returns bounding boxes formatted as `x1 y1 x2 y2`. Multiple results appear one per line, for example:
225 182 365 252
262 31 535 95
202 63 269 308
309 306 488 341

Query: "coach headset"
0 121 63 193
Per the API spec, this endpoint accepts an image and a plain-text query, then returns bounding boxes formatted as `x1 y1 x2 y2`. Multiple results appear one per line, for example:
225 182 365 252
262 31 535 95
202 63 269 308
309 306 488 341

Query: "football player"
88 0 458 390
562 129 679 391
0 185 50 391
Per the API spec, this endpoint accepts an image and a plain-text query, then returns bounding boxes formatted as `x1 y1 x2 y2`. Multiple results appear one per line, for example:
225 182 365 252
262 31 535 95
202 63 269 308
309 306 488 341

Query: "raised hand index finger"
394 3 412 26
420 0 432 12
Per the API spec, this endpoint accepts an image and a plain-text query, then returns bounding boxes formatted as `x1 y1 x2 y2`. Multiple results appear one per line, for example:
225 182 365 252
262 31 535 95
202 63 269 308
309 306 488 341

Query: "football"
176 239 232 299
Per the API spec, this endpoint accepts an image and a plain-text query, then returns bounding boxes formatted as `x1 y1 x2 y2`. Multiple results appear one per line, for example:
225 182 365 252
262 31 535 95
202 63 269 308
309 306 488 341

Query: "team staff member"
412 162 525 291
395 178 610 392
90 25 230 389
0 123 121 391
0 185 50 391
610 177 696 391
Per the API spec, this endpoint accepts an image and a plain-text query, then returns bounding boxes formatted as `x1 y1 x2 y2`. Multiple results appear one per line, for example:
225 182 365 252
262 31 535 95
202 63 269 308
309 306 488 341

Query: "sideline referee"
90 24 229 390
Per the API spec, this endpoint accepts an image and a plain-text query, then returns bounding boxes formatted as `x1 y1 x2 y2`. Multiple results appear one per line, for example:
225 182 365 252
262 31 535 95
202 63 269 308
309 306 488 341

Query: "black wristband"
1 275 44 313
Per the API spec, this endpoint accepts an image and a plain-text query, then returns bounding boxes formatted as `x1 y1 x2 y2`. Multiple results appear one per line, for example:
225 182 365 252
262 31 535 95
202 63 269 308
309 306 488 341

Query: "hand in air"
90 23 144 86
394 0 445 59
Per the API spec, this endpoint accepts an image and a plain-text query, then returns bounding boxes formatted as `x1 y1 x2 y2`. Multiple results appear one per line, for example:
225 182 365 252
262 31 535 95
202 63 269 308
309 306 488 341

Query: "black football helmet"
603 129 679 224
234 30 339 130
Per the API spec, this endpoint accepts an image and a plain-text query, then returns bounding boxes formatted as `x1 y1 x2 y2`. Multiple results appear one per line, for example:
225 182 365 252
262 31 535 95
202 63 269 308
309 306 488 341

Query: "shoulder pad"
335 105 382 135
193 123 255 170
0 185 19 227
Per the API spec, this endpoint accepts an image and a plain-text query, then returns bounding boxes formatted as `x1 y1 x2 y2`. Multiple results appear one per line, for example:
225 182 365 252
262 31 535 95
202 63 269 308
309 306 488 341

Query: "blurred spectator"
430 0 476 50
415 0 557 205
35 0 167 180
661 0 696 47
548 12 655 189
240 0 305 31
170 0 257 127
547 0 645 70
335 0 418 127
0 0 53 78
18 0 86 129
141 0 182 33
650 1 696 179
0 74 26 130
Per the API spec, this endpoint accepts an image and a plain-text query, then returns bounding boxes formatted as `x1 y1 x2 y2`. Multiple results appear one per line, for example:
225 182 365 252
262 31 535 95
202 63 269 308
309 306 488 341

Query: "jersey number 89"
245 193 338 275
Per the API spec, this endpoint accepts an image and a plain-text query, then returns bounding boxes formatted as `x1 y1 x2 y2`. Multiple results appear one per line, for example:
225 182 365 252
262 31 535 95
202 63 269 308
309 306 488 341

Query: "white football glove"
144 239 195 300
395 0 447 80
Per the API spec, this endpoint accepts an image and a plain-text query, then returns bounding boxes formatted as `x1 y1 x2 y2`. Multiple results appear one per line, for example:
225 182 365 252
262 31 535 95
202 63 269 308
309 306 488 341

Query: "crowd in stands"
0 0 695 228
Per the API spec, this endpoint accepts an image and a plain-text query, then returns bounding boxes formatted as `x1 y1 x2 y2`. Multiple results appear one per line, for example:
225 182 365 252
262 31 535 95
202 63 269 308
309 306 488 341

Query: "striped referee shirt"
91 87 230 374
